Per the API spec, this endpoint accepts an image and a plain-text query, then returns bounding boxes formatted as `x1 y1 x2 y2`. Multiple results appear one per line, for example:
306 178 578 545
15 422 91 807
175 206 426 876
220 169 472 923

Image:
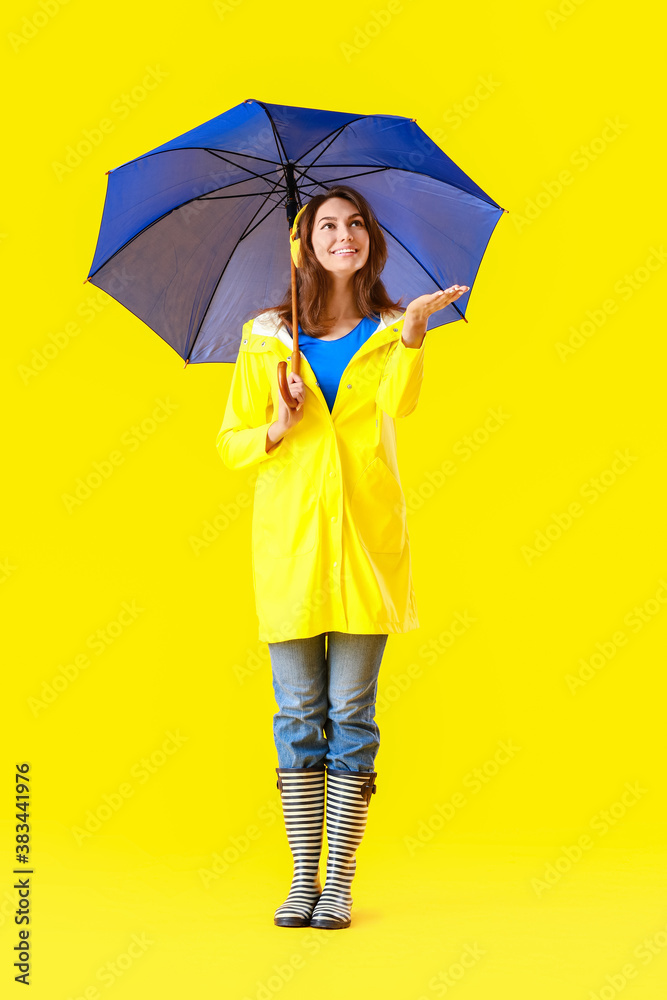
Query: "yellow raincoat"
216 307 426 643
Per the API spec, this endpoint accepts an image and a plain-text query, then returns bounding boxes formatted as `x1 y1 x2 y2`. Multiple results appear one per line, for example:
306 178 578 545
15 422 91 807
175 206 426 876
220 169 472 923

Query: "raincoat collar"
243 308 407 361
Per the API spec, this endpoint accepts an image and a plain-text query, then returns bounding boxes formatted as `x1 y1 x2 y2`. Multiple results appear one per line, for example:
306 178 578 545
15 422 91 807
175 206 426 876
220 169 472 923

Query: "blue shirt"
297 314 381 412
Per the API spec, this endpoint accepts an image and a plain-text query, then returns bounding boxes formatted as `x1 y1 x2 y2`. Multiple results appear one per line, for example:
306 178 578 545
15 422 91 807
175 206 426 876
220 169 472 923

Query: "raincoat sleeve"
375 333 426 419
216 332 285 471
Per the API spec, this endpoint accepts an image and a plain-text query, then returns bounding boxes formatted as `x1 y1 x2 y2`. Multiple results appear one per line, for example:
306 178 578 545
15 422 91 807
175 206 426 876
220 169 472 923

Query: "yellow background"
3 0 666 996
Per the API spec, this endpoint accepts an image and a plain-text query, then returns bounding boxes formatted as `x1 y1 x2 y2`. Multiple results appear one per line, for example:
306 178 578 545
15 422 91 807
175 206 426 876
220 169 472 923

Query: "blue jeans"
268 631 389 772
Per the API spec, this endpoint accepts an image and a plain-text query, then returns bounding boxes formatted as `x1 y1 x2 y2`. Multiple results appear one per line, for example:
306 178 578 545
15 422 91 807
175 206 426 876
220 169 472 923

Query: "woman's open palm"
406 284 470 324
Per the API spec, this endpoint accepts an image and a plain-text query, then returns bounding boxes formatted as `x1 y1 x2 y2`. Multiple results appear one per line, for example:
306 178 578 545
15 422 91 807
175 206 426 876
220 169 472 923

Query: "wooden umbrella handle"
278 249 301 408
278 361 297 407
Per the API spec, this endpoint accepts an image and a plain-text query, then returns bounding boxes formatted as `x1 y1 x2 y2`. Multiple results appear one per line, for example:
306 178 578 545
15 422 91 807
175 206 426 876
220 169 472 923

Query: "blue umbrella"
86 98 505 379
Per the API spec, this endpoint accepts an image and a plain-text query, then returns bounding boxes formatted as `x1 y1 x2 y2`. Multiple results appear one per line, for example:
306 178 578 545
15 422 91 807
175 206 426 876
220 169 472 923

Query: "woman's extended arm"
375 285 469 419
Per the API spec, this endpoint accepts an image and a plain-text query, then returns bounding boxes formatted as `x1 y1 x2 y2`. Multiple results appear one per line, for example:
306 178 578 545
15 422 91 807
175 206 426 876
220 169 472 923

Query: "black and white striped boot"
273 765 326 927
309 767 377 930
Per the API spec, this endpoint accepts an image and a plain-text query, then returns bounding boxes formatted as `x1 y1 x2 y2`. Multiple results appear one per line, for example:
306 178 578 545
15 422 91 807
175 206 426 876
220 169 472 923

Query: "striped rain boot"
309 767 377 930
273 765 326 927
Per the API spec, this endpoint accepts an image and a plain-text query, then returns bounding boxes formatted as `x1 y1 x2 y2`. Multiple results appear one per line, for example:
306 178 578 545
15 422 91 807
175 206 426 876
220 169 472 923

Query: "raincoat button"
315 381 319 386
261 341 265 346
392 327 398 332
346 384 352 389
243 339 248 344
333 562 338 568
329 471 335 477
331 516 336 522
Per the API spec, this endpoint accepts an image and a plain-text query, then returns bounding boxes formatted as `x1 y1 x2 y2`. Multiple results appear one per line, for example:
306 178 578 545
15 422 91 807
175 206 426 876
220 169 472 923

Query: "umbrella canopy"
87 98 504 365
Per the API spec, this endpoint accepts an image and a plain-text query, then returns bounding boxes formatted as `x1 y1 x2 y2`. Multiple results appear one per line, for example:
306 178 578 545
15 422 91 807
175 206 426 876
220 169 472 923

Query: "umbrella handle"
277 361 299 408
276 218 302 408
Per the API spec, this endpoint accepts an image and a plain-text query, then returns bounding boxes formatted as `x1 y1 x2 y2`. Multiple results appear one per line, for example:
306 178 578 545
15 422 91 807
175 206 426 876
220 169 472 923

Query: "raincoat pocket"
252 454 319 559
350 456 407 554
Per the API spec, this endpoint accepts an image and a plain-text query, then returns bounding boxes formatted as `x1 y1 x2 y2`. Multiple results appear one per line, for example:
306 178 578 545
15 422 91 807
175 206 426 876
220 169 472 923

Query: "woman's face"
310 197 370 276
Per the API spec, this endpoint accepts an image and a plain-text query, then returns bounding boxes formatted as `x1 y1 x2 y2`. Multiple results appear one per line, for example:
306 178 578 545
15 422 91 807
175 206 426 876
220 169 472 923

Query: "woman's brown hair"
249 184 405 338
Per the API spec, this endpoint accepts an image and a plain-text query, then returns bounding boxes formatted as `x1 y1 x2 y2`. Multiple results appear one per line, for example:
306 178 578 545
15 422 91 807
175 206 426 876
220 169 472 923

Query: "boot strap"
324 767 378 804
359 774 377 805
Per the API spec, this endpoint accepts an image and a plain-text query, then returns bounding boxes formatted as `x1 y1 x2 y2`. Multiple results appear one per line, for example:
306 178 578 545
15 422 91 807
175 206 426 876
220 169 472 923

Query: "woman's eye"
321 220 364 229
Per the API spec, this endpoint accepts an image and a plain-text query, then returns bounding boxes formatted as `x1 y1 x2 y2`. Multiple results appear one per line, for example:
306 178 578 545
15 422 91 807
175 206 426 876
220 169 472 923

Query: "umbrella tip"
183 358 189 368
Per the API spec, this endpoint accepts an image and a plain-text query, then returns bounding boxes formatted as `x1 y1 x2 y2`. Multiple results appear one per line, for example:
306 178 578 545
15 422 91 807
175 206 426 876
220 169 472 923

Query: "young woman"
216 184 468 930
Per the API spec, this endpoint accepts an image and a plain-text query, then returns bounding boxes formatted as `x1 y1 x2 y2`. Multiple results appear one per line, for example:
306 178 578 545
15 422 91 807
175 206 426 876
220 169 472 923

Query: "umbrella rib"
296 166 391 189
237 197 284 241
108 144 285 173
89 159 286 278
377 220 467 322
87 188 277 279
250 101 289 171
197 171 286 210
297 122 353 167
242 108 391 218
184 185 285 361
204 149 286 187
197 190 285 201
230 174 286 240
296 117 371 165
295 159 498 214
249 105 381 189
241 103 311 222
204 147 285 167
